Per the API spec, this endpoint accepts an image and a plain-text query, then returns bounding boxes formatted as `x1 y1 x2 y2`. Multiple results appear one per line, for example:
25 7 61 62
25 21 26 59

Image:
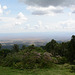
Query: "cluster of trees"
43 35 75 63
0 35 75 69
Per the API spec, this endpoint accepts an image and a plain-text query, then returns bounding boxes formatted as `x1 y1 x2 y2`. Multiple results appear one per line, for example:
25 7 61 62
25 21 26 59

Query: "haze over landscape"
0 32 75 40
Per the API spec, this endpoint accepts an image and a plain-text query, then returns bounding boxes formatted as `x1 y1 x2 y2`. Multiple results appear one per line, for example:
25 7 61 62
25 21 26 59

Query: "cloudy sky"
0 0 75 33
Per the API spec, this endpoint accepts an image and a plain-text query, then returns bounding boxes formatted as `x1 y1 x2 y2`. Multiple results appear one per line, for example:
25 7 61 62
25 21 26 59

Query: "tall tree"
22 45 26 50
13 44 19 52
28 44 35 50
0 44 2 50
57 42 69 56
68 35 75 63
45 39 57 56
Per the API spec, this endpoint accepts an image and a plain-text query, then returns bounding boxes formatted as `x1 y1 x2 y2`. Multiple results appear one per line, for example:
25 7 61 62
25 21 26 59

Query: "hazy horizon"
0 32 74 41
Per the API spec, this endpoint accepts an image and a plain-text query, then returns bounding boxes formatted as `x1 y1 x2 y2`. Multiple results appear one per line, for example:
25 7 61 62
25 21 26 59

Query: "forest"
0 35 75 75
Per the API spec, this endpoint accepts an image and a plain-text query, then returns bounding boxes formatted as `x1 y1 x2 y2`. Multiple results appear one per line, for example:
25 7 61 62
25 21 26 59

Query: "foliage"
0 49 11 57
68 35 75 63
45 39 57 55
70 65 75 72
56 56 67 64
45 39 69 57
2 49 55 69
0 43 2 50
22 45 26 50
13 44 19 52
0 35 75 70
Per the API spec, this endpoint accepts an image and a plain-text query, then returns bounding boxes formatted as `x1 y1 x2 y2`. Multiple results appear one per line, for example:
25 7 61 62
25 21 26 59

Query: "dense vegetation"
0 35 75 72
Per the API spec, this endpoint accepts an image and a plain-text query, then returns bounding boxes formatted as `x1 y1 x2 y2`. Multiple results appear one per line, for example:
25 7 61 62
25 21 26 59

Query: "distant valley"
0 32 74 49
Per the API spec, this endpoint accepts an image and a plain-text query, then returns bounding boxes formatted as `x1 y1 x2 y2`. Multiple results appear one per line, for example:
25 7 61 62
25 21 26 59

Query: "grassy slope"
0 65 75 75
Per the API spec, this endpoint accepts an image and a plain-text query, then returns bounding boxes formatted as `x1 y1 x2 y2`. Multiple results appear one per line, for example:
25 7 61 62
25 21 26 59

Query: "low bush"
56 56 67 64
2 50 55 69
70 65 75 72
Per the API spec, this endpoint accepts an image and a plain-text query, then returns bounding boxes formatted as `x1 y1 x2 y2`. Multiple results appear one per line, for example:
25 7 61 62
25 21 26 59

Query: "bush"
22 52 54 69
71 65 75 72
56 56 67 64
2 50 55 69
0 49 11 57
63 63 70 68
2 53 23 67
13 62 23 69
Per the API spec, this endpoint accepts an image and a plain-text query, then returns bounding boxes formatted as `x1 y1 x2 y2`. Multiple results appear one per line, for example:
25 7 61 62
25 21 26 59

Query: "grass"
0 65 75 75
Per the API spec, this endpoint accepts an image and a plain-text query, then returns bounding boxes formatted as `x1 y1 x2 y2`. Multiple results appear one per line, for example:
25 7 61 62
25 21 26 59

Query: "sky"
0 0 75 33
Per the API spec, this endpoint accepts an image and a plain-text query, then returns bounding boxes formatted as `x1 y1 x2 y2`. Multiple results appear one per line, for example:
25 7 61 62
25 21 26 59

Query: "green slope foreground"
0 65 75 75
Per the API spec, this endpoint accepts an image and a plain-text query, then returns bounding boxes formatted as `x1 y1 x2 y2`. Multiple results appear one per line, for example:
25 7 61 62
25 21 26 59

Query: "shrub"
2 53 23 67
0 49 11 57
56 56 67 64
63 63 70 68
22 52 41 69
2 50 55 69
70 65 75 72
13 62 23 69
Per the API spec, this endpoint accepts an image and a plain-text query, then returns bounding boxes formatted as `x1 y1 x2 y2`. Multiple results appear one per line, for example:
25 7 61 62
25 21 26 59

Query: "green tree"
68 35 75 63
57 42 69 57
0 49 11 57
13 44 19 52
45 39 57 56
0 44 2 50
28 44 35 50
22 45 26 50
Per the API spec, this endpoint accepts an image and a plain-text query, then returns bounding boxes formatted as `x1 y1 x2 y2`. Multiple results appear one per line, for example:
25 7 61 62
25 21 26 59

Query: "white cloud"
58 19 75 31
17 12 27 20
27 6 63 15
68 5 75 13
16 12 28 25
0 4 3 14
0 4 8 15
0 12 28 33
68 12 72 16
26 19 75 32
0 15 75 33
3 6 7 10
5 10 11 15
